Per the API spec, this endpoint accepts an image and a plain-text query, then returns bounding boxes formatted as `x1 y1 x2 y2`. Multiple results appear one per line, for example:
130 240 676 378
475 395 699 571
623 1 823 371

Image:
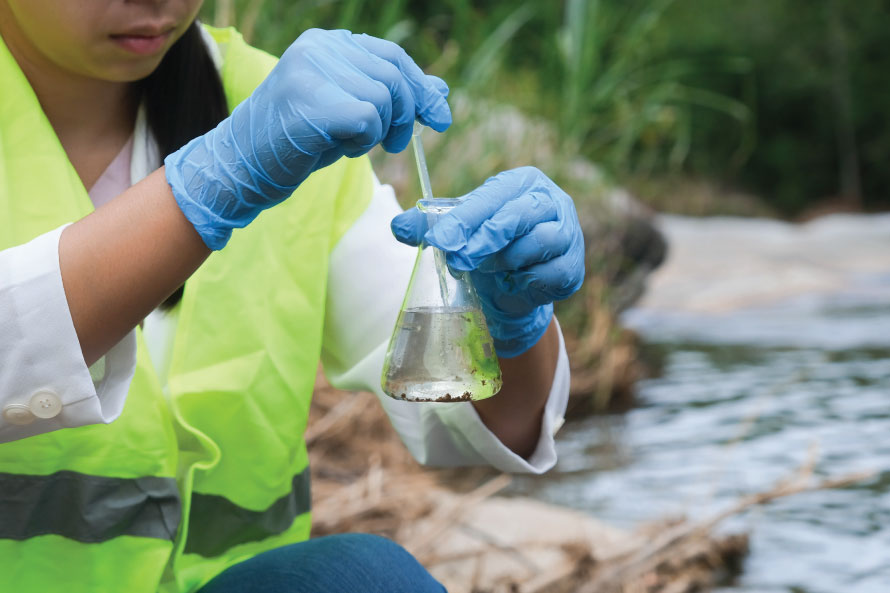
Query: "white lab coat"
0 109 569 474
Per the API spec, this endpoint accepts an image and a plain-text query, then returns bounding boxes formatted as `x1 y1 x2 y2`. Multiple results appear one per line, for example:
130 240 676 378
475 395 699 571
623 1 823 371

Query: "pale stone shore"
637 213 890 314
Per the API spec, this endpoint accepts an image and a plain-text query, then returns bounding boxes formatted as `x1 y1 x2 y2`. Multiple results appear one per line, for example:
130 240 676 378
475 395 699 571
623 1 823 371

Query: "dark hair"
140 21 229 309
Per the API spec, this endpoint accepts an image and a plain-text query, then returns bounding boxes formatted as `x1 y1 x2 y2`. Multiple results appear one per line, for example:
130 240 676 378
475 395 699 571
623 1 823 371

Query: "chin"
101 57 166 82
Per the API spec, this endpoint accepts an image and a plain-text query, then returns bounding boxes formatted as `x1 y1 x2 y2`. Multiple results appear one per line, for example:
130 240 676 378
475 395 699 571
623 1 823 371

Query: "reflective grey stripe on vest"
0 470 180 542
184 467 311 557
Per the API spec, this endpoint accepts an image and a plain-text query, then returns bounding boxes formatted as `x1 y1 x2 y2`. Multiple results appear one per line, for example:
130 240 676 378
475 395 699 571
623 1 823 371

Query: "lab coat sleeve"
0 225 136 443
320 177 569 474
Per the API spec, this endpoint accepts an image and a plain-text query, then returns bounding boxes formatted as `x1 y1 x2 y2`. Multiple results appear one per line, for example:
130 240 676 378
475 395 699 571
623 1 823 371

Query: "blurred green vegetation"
203 0 890 217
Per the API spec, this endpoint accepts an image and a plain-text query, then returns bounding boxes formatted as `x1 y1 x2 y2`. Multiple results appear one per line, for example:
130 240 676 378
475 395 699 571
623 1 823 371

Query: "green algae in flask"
382 198 502 403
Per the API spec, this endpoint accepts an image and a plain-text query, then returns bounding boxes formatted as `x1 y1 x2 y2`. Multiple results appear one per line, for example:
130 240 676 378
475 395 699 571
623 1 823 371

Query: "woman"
0 1 584 591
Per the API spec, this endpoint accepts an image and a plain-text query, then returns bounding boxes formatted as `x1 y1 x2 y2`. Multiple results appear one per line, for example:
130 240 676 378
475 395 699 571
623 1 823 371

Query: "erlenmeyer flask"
382 198 502 402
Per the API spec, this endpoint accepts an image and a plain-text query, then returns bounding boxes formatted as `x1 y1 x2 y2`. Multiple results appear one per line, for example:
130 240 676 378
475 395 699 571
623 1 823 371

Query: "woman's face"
1 0 204 82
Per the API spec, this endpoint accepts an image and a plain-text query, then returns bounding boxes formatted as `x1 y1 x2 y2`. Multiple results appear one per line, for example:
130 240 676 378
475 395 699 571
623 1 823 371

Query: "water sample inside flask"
382 198 502 402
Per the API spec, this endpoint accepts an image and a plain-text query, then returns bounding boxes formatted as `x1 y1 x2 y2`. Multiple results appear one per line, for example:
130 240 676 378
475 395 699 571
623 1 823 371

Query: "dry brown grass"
561 277 643 413
307 372 870 593
307 375 747 592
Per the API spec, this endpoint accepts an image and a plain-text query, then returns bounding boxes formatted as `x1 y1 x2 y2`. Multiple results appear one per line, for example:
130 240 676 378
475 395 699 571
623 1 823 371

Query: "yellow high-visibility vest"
0 26 373 593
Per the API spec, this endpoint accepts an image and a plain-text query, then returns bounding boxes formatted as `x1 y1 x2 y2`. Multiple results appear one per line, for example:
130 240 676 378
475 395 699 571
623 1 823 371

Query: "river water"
513 214 890 592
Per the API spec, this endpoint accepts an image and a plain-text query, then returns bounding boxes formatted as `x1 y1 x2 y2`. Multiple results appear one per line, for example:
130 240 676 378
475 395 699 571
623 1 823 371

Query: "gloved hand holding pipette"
391 166 585 358
165 29 451 250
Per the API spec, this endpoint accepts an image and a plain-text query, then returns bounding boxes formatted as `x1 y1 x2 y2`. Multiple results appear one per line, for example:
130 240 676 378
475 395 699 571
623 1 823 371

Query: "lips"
110 25 175 56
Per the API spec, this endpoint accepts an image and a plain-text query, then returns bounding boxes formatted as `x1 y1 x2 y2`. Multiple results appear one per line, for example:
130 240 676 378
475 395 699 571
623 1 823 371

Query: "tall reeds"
203 0 753 190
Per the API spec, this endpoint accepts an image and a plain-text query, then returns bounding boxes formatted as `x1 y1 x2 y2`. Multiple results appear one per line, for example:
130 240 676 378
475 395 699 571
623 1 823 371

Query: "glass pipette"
412 121 435 201
411 122 450 304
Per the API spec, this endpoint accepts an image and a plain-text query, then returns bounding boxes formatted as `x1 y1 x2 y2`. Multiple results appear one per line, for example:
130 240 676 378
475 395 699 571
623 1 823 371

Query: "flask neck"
409 197 480 311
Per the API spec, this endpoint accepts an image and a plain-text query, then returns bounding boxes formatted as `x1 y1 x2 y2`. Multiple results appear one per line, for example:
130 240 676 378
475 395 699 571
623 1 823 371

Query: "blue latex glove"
165 29 451 249
391 167 585 358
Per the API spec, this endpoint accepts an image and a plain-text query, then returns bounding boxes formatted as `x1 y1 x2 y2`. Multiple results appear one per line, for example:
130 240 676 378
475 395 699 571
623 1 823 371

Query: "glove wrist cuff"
164 126 294 250
486 303 554 359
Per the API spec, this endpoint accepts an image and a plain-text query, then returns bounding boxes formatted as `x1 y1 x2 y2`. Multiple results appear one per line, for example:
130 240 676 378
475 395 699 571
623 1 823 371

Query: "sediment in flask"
382 306 502 402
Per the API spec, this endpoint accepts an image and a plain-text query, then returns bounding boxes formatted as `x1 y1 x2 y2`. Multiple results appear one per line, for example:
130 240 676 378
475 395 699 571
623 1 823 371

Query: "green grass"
202 0 890 216
201 0 757 216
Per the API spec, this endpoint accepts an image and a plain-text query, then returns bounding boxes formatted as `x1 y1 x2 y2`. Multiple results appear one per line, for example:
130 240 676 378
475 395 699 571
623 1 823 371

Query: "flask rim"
417 197 463 213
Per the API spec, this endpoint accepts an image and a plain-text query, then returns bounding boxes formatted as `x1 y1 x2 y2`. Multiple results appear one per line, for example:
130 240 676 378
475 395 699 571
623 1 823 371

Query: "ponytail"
140 21 229 309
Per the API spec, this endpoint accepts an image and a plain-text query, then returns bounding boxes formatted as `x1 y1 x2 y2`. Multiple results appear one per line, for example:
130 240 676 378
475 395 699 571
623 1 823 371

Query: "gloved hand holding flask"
165 29 452 250
391 166 586 358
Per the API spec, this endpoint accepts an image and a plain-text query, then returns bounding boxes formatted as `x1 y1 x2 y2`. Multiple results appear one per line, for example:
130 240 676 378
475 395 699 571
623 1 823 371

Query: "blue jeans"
197 533 447 593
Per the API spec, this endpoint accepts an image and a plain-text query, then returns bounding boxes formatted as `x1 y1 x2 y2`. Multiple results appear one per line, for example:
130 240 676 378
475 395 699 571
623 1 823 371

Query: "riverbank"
632 212 890 315
308 374 751 592
308 369 877 592
548 212 889 592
